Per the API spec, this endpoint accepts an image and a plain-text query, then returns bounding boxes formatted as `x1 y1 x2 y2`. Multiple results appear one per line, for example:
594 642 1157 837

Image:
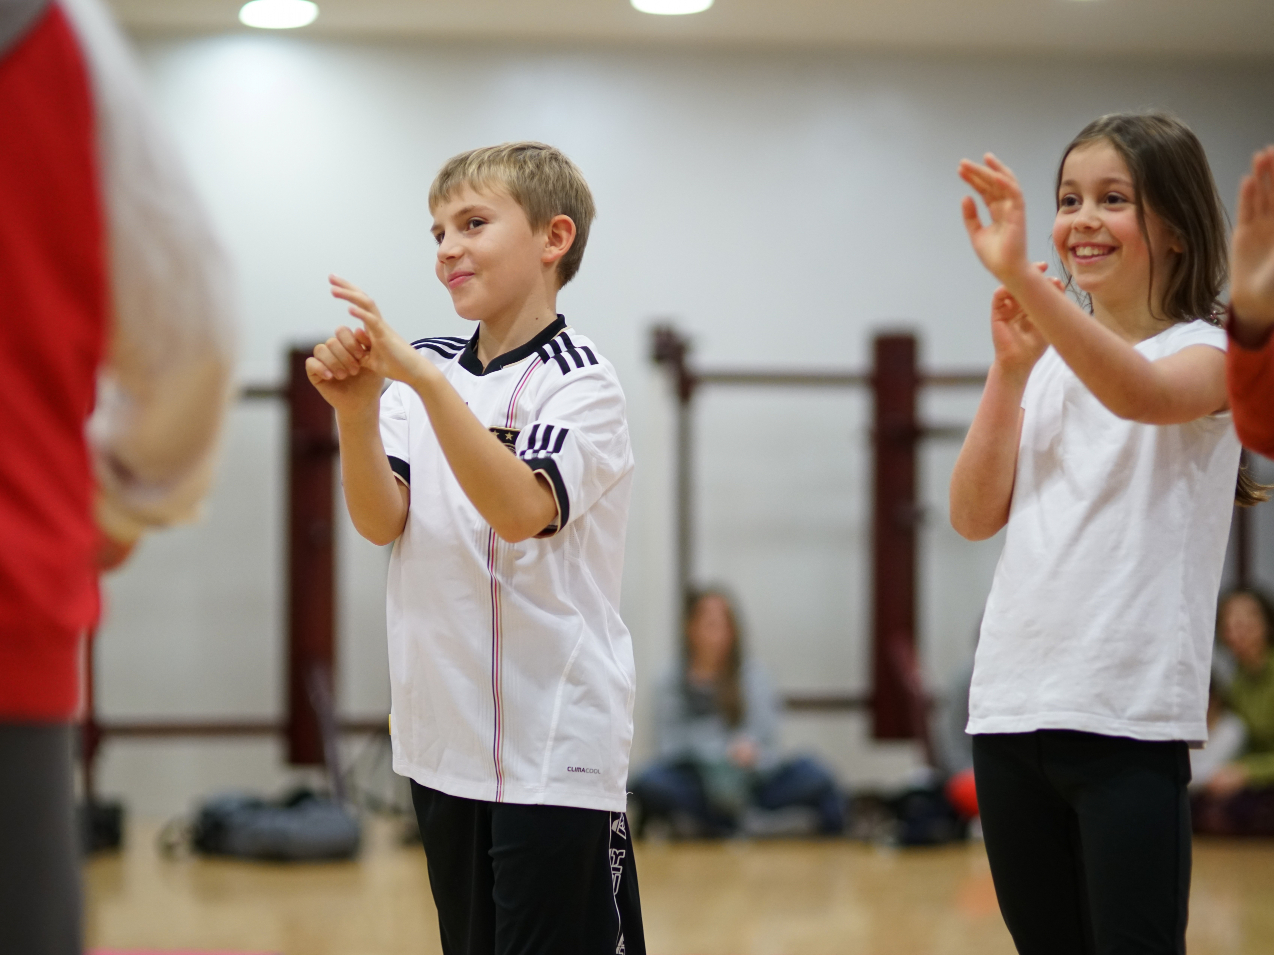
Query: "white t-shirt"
380 316 636 812
967 320 1240 744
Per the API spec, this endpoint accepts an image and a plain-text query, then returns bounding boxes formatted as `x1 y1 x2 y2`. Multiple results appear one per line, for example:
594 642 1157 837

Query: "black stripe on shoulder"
538 332 601 376
414 341 462 359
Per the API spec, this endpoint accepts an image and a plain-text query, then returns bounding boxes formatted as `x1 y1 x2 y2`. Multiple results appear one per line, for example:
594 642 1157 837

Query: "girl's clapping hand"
989 262 1062 376
959 154 1033 285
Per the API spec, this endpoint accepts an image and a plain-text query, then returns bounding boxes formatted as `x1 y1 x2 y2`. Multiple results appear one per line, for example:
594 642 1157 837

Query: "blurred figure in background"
1193 590 1274 836
0 0 235 951
631 589 844 837
1226 146 1274 456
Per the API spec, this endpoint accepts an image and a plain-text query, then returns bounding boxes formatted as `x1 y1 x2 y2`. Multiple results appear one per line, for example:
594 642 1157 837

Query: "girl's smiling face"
1053 140 1181 317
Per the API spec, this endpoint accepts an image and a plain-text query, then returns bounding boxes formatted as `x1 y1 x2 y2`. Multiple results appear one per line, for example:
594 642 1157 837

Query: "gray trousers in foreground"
0 722 81 955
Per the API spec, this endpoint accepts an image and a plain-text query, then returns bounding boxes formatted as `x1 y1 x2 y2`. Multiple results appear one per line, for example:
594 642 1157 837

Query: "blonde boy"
308 143 643 955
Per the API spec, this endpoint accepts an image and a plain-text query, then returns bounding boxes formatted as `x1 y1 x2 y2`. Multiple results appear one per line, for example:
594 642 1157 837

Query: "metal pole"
286 347 338 766
1236 450 1253 591
871 333 920 740
652 326 697 612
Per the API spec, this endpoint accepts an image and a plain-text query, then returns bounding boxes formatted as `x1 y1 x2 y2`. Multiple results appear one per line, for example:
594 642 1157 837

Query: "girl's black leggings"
972 730 1192 955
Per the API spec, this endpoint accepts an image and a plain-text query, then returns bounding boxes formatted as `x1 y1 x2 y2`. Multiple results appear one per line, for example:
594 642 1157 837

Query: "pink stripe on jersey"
504 355 543 428
486 526 505 801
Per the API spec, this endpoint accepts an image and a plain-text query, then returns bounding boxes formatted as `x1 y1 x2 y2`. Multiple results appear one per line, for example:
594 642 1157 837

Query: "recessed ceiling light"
239 0 319 29
631 0 713 15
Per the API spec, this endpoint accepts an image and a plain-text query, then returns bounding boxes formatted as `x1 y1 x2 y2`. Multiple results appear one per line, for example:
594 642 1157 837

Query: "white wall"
95 32 1274 815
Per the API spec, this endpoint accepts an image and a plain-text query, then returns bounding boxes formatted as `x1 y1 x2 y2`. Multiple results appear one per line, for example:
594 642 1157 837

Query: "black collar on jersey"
458 315 567 376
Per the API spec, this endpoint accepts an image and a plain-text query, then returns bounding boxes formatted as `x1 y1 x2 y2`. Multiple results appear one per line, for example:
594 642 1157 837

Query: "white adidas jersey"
380 316 636 812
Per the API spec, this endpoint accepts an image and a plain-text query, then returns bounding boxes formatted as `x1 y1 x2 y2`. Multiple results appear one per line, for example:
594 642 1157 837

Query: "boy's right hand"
989 262 1058 378
306 324 384 415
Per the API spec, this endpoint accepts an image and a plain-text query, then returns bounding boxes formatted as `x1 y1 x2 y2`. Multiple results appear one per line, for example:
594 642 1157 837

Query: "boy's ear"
541 214 577 269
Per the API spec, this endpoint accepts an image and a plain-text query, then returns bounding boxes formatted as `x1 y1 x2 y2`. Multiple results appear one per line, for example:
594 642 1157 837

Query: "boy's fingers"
325 336 363 375
331 286 374 312
350 305 383 330
305 355 334 382
335 325 369 361
314 341 355 379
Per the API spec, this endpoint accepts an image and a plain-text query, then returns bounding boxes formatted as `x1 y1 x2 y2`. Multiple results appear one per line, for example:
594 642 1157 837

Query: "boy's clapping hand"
307 275 433 412
328 274 432 388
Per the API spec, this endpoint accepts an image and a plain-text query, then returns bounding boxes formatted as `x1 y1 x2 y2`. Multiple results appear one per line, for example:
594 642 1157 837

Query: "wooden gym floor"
86 819 1274 955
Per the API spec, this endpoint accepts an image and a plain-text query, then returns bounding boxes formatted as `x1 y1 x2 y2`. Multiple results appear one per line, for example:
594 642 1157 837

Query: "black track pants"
0 722 81 955
410 781 645 955
972 731 1191 955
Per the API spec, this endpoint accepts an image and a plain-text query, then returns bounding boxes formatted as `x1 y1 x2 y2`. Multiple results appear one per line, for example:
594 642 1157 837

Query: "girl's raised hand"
329 275 428 387
1231 146 1274 329
989 262 1058 377
959 154 1032 285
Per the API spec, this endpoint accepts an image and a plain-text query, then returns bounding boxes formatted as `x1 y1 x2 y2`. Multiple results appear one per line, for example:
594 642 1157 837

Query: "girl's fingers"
960 195 983 238
984 153 1017 180
1033 261 1048 273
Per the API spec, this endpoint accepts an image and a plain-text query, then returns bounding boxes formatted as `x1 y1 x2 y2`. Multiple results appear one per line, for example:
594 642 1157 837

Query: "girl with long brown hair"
952 113 1258 954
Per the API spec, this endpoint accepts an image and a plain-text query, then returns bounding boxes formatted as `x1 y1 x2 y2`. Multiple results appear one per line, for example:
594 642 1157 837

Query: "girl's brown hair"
1056 113 1268 508
682 588 745 728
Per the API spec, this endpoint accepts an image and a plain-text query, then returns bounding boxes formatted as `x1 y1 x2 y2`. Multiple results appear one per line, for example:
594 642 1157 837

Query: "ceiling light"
239 0 319 29
631 0 713 15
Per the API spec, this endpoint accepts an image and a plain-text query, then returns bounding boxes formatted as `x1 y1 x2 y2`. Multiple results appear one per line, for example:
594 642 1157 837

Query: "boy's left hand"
329 275 430 387
959 154 1032 286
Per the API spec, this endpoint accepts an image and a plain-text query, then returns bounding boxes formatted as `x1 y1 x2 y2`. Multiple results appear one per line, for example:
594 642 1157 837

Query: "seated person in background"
631 589 844 837
1189 682 1248 792
1193 589 1274 835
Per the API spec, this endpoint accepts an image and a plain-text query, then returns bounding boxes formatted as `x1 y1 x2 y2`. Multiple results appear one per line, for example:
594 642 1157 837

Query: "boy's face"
431 183 551 323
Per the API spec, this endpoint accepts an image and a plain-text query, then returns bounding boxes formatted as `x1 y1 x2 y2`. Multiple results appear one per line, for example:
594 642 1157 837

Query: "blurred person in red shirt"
1228 147 1274 457
0 1 234 951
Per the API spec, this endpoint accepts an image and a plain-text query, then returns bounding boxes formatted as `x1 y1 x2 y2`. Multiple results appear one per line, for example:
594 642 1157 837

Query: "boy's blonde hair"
429 142 595 287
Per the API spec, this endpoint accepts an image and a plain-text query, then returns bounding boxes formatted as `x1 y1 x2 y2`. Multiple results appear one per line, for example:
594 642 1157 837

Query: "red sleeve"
1227 331 1274 458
